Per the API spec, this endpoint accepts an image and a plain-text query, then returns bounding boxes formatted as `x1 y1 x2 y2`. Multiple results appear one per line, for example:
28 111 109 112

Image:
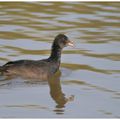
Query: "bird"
0 34 74 80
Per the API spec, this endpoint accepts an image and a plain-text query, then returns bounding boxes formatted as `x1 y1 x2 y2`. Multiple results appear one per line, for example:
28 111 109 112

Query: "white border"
0 0 120 2
0 118 119 119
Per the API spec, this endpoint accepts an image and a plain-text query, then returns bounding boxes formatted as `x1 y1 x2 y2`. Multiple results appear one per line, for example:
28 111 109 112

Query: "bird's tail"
0 66 3 73
0 66 2 75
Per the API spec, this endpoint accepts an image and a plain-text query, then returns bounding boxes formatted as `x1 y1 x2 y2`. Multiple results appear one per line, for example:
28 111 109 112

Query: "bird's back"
0 59 59 80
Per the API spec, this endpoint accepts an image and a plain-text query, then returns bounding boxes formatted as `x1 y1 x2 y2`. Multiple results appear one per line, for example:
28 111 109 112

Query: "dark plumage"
0 34 74 79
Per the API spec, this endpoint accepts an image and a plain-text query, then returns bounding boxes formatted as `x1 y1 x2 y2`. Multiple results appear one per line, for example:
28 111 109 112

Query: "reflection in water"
48 71 74 114
0 71 74 115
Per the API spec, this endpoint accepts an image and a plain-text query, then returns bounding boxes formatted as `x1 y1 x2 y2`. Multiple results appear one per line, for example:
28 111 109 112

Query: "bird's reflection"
0 70 74 114
48 71 74 114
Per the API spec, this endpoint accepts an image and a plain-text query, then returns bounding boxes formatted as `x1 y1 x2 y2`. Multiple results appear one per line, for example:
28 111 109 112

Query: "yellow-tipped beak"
67 40 74 47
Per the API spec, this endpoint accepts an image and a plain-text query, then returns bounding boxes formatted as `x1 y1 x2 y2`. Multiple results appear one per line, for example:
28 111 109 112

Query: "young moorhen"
0 34 74 79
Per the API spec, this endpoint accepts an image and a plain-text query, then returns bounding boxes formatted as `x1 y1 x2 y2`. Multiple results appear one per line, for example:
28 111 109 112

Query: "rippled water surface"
0 2 120 118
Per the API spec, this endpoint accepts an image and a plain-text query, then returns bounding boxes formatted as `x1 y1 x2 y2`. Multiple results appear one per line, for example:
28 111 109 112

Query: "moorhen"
0 34 74 79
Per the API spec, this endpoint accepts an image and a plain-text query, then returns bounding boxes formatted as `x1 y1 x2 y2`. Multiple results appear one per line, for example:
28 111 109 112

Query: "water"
0 2 120 118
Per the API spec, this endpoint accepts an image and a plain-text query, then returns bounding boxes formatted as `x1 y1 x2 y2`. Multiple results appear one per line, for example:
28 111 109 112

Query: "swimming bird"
0 34 74 80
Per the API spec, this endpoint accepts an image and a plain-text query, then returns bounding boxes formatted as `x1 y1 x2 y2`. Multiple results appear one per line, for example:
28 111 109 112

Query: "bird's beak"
67 40 74 47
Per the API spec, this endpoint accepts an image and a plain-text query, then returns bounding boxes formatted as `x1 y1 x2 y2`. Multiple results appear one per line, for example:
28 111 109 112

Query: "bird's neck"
49 44 62 62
